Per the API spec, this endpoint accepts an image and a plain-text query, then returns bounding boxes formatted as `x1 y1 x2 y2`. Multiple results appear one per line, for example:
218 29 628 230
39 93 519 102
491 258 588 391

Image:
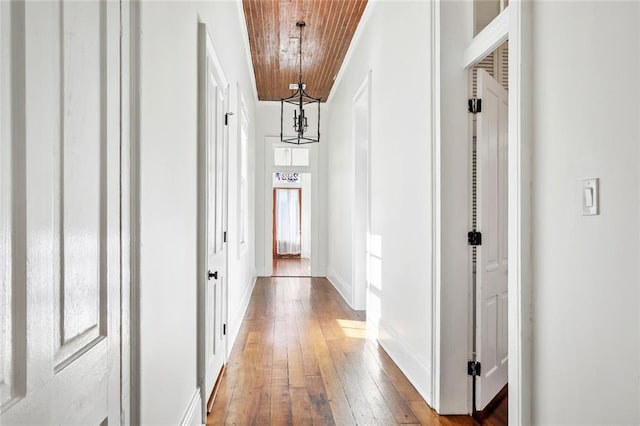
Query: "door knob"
208 270 218 280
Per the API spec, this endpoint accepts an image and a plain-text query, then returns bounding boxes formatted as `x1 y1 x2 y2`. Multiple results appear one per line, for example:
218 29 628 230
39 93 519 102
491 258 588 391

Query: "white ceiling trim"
236 0 259 102
326 0 375 104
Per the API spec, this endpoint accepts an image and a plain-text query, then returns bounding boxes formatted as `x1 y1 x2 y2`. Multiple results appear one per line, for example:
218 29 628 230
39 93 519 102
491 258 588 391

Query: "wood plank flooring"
208 277 504 425
272 258 311 277
477 395 507 426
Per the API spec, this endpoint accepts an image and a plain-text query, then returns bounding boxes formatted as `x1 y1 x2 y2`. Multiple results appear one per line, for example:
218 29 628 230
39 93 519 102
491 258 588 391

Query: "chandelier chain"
298 22 303 84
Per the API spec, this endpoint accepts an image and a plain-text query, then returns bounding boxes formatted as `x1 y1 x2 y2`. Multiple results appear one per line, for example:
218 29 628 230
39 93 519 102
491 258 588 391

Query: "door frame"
431 2 532 423
352 70 372 311
196 22 230 422
262 137 318 277
123 0 137 423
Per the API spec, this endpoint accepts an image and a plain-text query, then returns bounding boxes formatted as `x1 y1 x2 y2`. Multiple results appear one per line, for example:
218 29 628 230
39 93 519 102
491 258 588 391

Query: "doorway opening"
272 172 311 277
469 40 509 422
435 1 527 422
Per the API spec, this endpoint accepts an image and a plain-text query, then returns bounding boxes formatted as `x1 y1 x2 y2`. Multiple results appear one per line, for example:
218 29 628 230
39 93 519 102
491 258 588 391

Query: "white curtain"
276 188 301 255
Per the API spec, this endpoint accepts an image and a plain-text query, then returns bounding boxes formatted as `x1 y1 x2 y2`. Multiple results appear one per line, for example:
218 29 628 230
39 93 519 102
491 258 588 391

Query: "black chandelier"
280 21 321 145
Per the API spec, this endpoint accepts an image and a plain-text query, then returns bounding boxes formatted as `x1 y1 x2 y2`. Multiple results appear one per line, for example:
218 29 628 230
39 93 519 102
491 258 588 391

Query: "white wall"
325 1 434 404
436 0 474 415
226 82 258 352
254 102 327 277
530 2 640 423
138 1 256 423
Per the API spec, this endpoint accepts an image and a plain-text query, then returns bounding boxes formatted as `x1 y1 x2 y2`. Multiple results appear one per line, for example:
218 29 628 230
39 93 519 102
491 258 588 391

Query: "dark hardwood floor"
477 395 507 426
272 257 311 277
207 277 506 425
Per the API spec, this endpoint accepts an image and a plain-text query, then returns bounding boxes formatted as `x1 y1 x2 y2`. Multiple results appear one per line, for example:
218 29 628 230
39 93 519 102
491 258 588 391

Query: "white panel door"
198 23 229 416
476 68 508 410
0 0 121 423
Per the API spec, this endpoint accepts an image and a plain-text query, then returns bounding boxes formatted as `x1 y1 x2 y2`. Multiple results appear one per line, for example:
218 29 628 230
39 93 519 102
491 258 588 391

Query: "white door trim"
463 7 509 70
120 0 135 423
431 1 531 423
351 70 372 311
506 1 532 422
430 0 442 412
127 0 141 422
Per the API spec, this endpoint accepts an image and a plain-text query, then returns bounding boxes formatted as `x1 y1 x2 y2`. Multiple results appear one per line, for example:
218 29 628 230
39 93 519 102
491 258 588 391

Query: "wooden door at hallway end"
273 188 302 258
198 22 229 420
0 1 122 423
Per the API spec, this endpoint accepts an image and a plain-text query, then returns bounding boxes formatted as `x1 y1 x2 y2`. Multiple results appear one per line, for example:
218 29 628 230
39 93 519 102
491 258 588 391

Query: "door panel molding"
0 0 123 423
54 1 108 372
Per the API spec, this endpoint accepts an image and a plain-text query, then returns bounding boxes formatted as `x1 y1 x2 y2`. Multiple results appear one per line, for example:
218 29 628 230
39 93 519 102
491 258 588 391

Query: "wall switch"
584 188 593 207
582 178 599 215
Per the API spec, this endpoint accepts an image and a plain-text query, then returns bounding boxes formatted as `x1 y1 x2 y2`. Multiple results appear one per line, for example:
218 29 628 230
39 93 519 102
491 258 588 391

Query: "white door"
475 68 508 410
0 1 122 423
198 23 228 416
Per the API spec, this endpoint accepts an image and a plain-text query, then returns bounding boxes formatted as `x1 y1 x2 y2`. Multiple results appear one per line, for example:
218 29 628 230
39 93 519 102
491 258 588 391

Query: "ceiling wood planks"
243 0 368 102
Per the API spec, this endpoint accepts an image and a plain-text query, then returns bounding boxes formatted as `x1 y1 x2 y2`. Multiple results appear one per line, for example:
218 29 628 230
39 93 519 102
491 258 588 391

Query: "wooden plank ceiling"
242 0 368 102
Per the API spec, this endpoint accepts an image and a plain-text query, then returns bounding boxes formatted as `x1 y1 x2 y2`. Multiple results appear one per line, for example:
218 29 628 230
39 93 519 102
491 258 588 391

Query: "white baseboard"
180 388 203 426
228 275 257 355
378 319 433 406
326 267 353 308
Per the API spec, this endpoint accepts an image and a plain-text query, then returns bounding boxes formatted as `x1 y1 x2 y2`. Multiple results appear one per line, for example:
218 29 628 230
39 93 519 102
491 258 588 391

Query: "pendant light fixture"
281 21 321 144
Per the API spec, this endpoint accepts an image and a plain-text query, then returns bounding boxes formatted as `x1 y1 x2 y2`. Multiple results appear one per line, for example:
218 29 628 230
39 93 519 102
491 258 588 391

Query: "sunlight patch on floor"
336 318 368 339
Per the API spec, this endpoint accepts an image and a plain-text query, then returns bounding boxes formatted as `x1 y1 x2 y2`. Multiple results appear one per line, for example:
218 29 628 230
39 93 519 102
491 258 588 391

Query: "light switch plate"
582 178 599 216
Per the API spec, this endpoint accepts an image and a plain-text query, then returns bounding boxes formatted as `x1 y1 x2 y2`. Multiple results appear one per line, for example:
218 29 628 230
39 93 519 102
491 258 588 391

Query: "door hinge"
468 361 481 377
223 324 227 335
468 231 482 246
468 98 482 114
224 112 234 126
223 231 227 243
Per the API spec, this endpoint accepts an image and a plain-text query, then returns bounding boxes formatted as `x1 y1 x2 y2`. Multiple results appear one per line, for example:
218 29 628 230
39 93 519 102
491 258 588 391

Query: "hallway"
208 277 480 425
272 258 311 277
